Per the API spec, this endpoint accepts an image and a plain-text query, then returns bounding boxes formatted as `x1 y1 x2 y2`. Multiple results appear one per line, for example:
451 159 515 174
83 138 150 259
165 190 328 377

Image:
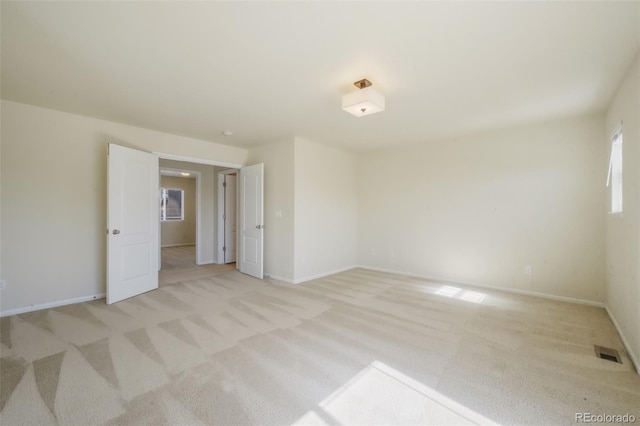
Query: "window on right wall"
607 126 623 214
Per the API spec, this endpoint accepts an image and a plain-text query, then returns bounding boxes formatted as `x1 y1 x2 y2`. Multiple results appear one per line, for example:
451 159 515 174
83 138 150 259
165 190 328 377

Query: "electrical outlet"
0 280 6 290
524 266 533 275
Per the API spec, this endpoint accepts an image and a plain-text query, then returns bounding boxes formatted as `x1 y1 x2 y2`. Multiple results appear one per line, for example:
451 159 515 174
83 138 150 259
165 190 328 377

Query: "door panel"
244 236 258 263
238 163 263 278
224 174 237 263
107 144 159 304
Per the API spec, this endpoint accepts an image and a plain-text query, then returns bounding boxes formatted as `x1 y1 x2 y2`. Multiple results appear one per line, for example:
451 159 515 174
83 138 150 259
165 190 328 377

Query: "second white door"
238 163 264 279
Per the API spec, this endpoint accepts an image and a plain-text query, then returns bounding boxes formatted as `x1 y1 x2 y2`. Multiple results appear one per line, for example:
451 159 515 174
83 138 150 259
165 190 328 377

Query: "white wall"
293 137 358 281
605 52 640 369
0 100 248 314
358 115 606 302
160 176 196 247
247 139 295 282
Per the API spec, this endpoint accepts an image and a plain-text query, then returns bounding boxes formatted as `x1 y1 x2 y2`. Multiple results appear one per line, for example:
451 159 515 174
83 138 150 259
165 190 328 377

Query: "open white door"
238 163 264 278
107 144 159 304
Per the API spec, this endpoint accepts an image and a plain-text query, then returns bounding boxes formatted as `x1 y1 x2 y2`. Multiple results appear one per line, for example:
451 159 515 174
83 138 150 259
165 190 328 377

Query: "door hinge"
223 213 226 220
223 246 226 251
223 181 227 187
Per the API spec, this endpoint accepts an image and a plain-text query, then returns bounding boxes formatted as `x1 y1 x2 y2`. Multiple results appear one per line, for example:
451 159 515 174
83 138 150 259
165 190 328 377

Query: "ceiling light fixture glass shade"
342 79 385 117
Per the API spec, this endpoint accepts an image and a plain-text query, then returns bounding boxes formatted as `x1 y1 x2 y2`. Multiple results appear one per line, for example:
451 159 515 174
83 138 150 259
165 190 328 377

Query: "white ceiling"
2 1 638 152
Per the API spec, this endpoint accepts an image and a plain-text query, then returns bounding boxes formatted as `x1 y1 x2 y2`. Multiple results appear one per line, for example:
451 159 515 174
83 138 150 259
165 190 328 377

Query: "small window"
160 188 184 221
606 128 623 214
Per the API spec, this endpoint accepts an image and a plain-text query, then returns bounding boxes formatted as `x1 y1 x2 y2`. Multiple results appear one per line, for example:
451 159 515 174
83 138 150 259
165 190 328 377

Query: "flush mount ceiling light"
342 79 385 117
180 172 190 176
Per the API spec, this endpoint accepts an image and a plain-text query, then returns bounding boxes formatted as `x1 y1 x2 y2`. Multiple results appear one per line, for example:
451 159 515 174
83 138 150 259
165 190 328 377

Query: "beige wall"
160 176 196 247
358 114 606 302
605 52 639 368
246 137 358 283
247 139 295 281
1 87 635 374
293 137 357 281
0 100 248 314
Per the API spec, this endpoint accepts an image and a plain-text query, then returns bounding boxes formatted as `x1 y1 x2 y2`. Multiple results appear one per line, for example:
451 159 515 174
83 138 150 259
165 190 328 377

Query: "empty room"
1 1 639 425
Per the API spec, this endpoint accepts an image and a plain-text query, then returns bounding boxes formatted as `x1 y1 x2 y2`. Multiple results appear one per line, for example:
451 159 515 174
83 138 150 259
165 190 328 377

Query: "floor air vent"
594 345 622 364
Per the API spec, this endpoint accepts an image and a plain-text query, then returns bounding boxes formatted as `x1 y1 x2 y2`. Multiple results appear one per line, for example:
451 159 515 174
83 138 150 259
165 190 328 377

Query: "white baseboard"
356 265 605 308
292 265 359 284
605 306 639 374
0 293 106 317
196 260 215 266
267 274 294 284
161 243 196 248
266 266 358 285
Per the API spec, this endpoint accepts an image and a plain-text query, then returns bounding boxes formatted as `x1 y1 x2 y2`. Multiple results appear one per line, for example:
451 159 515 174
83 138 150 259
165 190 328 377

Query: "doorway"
159 166 199 270
107 146 263 303
217 169 238 264
156 153 264 280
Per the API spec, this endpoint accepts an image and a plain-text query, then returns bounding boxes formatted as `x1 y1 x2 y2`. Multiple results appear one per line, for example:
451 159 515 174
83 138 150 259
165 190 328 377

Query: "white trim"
291 266 359 285
155 152 243 169
217 169 239 264
605 306 639 374
292 266 358 284
268 274 295 284
161 243 195 248
356 265 605 307
0 293 106 317
267 266 360 285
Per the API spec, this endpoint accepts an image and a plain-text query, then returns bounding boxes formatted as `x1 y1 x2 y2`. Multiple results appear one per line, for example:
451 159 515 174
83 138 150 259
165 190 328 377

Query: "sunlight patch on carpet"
294 361 497 425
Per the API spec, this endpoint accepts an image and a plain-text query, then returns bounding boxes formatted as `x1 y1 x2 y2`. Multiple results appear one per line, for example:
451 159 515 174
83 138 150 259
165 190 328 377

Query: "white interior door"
238 163 264 278
224 174 237 263
107 143 159 304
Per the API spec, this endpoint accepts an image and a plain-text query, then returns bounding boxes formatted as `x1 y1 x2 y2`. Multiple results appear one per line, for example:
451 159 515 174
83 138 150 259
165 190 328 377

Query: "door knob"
112 229 120 235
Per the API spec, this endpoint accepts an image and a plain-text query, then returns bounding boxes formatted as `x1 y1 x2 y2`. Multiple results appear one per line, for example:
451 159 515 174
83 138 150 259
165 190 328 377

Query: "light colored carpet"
159 244 236 287
1 268 639 425
160 245 196 269
161 245 198 270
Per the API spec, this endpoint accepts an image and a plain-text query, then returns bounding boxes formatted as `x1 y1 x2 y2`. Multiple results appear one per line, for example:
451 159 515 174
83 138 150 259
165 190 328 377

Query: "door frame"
155 152 242 170
217 169 240 264
159 167 202 265
153 152 244 267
